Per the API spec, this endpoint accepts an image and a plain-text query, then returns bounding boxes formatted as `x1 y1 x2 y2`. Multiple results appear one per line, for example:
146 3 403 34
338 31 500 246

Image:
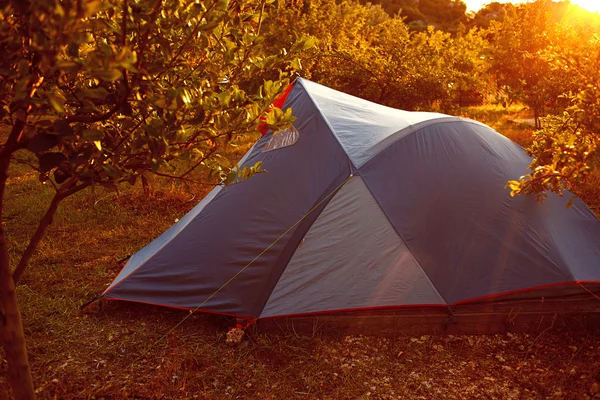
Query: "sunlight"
571 0 600 13
465 0 600 14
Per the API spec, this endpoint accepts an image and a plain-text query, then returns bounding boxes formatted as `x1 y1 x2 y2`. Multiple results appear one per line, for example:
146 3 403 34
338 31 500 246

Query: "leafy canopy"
0 1 310 397
264 0 491 113
1 0 309 195
507 35 600 201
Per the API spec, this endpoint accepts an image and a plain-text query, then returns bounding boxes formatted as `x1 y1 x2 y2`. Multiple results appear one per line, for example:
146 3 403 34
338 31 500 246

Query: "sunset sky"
463 0 600 13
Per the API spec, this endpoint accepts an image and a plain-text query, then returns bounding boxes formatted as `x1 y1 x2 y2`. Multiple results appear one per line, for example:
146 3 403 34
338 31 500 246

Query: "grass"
461 104 600 213
1 106 600 399
458 103 537 148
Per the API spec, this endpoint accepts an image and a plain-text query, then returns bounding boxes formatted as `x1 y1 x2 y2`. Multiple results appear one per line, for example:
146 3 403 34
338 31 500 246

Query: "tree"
448 26 492 107
507 35 600 200
469 1 515 30
488 0 557 128
487 0 596 128
360 0 468 33
0 0 308 398
265 0 489 112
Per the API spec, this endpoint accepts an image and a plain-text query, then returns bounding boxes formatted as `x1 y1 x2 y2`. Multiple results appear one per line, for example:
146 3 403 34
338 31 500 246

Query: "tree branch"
136 0 163 70
153 1 217 82
122 0 128 47
65 98 128 124
180 147 218 178
12 179 90 284
152 171 217 186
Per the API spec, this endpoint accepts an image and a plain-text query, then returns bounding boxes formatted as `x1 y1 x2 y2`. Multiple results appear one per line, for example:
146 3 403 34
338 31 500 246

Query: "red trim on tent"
261 280 600 319
102 297 253 321
103 280 600 320
450 280 600 306
258 303 449 319
258 82 295 135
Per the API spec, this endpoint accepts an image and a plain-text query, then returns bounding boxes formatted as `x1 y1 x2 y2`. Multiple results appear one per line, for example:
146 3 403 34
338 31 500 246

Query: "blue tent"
103 78 600 321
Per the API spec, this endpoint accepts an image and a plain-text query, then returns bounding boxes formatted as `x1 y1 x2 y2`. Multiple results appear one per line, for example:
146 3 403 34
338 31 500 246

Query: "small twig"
180 147 218 179
523 314 557 360
80 294 101 311
93 192 118 207
152 171 218 186
257 0 265 35
121 0 128 47
117 254 132 264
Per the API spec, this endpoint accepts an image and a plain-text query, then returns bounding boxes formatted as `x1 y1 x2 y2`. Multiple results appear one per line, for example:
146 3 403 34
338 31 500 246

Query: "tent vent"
262 125 299 152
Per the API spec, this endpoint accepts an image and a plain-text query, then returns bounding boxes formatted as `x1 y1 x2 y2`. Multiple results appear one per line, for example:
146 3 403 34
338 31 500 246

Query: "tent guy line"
93 174 354 375
151 173 353 343
101 78 600 328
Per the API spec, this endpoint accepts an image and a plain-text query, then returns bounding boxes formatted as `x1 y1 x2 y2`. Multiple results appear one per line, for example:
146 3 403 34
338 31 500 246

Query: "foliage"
1 0 306 192
469 1 515 29
487 0 600 128
361 0 468 33
488 0 557 127
264 0 491 112
507 36 600 200
0 0 310 397
450 26 493 107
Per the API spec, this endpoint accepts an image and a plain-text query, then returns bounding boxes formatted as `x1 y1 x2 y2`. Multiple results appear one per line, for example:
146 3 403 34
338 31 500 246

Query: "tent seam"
103 141 263 296
358 177 450 306
101 189 221 297
359 117 489 168
100 195 217 297
255 171 353 318
296 78 358 172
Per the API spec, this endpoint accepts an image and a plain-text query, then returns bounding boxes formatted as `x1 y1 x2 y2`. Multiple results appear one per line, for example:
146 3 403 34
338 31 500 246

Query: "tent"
102 78 600 332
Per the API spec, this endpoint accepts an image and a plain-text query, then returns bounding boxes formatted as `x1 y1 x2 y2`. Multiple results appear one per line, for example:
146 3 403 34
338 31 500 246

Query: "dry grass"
1 108 600 399
458 103 536 149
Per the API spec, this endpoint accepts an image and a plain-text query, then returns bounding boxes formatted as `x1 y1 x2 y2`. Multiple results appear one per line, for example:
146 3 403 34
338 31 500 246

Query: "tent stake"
443 306 457 331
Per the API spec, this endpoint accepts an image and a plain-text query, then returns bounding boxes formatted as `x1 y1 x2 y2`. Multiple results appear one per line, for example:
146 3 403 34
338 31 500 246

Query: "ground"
1 105 600 399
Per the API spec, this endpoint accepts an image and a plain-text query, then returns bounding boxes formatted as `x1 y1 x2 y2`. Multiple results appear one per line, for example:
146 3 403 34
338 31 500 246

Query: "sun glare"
571 0 600 13
466 1 600 14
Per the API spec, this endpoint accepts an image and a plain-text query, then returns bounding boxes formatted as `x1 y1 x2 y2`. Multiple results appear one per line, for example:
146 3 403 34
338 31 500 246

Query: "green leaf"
291 58 302 71
48 93 65 113
38 153 68 173
217 91 231 106
199 21 219 31
226 170 237 184
79 87 110 100
92 69 123 82
216 0 229 10
302 37 316 50
56 61 81 73
52 120 74 136
53 168 70 184
154 98 169 108
84 0 104 16
82 129 103 140
27 134 59 154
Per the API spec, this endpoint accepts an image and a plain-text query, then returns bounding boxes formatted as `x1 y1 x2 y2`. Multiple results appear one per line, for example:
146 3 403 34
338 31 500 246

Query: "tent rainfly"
102 78 600 331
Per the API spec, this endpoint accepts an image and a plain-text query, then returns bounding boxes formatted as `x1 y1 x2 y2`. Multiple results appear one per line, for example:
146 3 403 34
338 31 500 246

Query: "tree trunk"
13 192 64 285
0 238 35 400
0 149 35 399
